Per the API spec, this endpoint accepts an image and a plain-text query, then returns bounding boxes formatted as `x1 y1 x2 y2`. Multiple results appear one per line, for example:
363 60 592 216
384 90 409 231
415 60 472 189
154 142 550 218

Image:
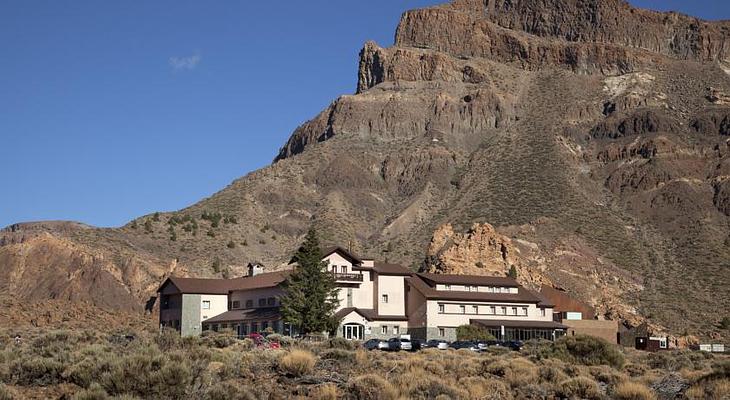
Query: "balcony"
332 273 363 282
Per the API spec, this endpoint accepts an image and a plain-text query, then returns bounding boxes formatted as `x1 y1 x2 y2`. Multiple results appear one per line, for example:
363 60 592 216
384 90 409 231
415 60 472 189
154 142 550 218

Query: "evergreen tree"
508 265 518 279
281 228 341 335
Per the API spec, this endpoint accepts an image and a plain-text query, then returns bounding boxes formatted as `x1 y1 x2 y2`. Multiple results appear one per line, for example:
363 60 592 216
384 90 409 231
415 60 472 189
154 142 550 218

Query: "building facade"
157 247 567 341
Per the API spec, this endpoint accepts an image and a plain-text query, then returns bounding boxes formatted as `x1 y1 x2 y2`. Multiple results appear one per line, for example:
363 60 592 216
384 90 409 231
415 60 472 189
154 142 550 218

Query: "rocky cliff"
2 0 729 338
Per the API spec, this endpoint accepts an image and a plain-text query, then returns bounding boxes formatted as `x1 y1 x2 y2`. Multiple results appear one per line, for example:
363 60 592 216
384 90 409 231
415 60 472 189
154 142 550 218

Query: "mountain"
2 0 729 338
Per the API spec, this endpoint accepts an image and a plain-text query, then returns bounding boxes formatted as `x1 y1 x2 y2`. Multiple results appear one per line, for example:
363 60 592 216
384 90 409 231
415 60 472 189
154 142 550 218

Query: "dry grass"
1 328 727 399
613 381 657 400
279 349 316 377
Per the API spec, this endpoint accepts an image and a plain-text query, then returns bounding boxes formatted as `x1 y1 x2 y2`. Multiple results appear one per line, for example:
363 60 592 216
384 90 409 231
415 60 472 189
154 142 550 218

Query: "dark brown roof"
202 307 282 324
471 319 568 330
227 270 291 291
334 308 408 322
539 286 594 317
158 270 291 295
373 262 413 276
407 276 544 304
159 277 231 295
417 273 519 287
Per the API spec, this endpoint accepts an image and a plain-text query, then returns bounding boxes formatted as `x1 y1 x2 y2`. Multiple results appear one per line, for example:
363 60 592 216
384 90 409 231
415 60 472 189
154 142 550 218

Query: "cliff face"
2 0 729 338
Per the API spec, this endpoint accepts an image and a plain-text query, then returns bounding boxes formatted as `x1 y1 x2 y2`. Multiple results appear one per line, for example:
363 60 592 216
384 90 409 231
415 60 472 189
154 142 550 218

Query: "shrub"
459 377 513 400
540 335 624 368
265 334 294 347
320 348 355 362
327 337 357 350
720 317 730 330
345 374 398 400
205 381 256 400
408 377 469 399
227 240 236 249
72 383 109 400
279 350 316 377
309 384 338 400
9 356 65 386
482 358 538 388
97 350 192 399
556 376 602 400
645 350 713 371
613 381 656 400
456 324 494 341
0 384 15 400
685 378 730 400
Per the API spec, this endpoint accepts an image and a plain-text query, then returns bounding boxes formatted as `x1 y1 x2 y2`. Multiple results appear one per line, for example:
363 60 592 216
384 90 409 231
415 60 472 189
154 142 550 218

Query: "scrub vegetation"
0 329 727 399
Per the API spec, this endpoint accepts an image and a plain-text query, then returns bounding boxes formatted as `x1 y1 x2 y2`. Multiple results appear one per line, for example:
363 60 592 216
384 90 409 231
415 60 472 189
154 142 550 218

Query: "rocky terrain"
2 0 729 339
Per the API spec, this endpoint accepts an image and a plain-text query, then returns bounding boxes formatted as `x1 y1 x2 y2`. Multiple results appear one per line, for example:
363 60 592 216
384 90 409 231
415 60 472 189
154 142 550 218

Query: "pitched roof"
157 270 291 295
334 307 408 322
321 246 362 264
471 319 568 330
406 275 544 304
158 277 231 295
372 262 413 276
417 273 519 287
202 307 282 324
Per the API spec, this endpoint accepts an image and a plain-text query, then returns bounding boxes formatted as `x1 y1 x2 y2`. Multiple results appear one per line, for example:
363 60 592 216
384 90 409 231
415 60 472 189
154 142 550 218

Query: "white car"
426 339 450 350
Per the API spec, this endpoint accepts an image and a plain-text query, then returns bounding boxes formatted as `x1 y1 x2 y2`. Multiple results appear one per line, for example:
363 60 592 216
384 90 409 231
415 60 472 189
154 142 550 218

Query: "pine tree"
280 228 341 335
508 265 518 279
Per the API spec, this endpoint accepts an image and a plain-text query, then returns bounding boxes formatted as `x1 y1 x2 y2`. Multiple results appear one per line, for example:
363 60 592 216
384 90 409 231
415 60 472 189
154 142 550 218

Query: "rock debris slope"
1 0 729 338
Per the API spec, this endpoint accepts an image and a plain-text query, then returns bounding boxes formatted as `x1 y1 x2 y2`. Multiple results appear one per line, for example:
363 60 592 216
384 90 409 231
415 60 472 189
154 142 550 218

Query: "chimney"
247 263 264 277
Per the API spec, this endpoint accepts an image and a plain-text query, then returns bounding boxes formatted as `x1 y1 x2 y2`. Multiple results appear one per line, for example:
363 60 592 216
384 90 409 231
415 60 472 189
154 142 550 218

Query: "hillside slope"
1 0 729 338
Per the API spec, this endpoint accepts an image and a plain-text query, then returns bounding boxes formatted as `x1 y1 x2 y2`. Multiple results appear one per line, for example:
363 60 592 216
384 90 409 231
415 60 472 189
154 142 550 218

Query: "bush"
456 324 495 341
327 337 357 350
539 335 624 368
309 384 339 400
265 334 294 347
97 350 192 399
72 383 109 400
345 374 398 400
408 377 469 399
556 376 602 400
482 358 538 388
279 350 316 377
9 356 65 386
205 381 256 400
459 377 513 400
0 384 15 400
320 348 355 362
613 381 656 400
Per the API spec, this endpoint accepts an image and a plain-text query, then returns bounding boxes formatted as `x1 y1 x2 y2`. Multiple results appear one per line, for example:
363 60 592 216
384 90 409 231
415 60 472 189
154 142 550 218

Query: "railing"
332 273 363 282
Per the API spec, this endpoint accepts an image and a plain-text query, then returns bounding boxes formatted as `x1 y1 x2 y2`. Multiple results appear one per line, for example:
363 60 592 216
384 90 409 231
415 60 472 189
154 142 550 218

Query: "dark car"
449 340 479 351
426 339 450 350
387 337 413 351
363 338 389 351
410 338 427 351
504 340 523 351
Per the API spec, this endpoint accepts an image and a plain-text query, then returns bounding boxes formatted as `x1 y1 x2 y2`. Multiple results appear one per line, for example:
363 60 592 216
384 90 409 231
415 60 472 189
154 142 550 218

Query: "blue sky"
1 1 728 228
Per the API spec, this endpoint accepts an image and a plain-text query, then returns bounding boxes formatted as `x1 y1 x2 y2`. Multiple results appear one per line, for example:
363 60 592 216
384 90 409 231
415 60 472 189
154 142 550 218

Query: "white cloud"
169 54 201 71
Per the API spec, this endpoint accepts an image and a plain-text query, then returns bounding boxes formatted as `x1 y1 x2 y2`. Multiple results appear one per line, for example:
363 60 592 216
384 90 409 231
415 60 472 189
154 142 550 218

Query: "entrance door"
343 324 364 340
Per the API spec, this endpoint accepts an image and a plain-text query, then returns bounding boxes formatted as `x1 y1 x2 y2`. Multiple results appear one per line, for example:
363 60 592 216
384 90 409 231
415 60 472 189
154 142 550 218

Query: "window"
381 326 388 334
258 298 266 307
445 284 451 290
262 321 269 330
490 306 496 314
245 300 253 308
472 305 478 314
501 306 507 315
267 297 276 306
460 305 466 314
212 324 219 332
202 324 209 331
488 287 495 293
221 324 228 329
438 328 445 337
540 308 546 317
381 294 389 303
251 322 258 333
232 301 240 309
522 307 528 316
511 307 518 316
469 285 477 292
393 326 399 335
438 304 445 313
202 300 210 310
341 266 347 273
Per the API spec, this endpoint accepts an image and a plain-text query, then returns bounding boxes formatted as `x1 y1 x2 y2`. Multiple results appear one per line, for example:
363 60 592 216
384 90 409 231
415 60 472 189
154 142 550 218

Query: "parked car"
449 340 479 351
363 338 389 351
410 338 427 351
504 340 523 351
426 339 450 350
387 337 413 351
